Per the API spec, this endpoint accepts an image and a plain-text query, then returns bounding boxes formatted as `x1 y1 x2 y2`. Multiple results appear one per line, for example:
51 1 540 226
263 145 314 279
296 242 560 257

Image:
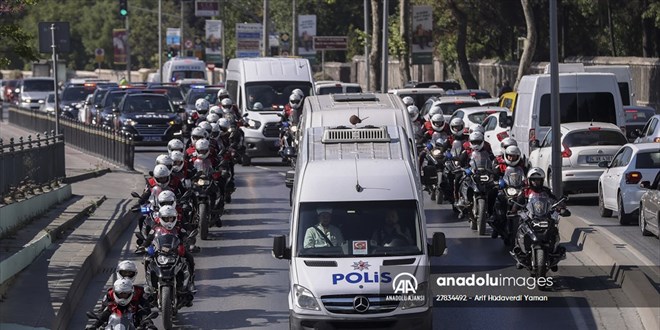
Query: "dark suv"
113 92 183 144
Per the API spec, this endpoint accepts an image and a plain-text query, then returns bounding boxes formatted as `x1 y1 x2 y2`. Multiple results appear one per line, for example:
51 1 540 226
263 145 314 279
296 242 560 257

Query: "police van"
158 56 207 83
273 117 447 329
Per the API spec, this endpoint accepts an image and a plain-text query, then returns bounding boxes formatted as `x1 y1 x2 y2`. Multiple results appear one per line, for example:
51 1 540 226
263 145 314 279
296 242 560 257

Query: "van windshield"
539 92 617 126
296 200 423 258
171 71 205 82
245 81 313 111
23 80 55 92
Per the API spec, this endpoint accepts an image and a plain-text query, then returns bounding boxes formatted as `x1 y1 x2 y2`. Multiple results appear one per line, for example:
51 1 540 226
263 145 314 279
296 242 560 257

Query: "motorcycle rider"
490 145 527 238
167 138 185 157
462 125 493 154
142 205 196 307
407 105 424 135
402 96 415 108
155 154 174 172
88 278 155 330
190 138 224 226
206 113 220 124
190 98 210 125
216 118 238 198
454 131 496 218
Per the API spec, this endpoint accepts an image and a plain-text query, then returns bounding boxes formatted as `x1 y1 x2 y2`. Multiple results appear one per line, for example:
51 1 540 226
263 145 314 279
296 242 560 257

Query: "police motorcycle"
457 151 496 235
215 143 237 204
130 184 163 249
135 227 197 330
490 166 526 247
276 112 298 167
86 309 158 330
420 134 450 204
188 156 220 241
511 194 569 279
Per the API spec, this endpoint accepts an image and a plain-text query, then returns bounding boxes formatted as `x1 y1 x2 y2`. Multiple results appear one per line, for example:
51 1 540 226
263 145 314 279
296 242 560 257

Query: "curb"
51 201 139 330
0 195 106 290
62 168 112 184
560 216 659 330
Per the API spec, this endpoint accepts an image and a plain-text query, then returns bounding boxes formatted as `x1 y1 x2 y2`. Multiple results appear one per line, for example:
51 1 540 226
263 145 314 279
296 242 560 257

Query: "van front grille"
321 294 399 314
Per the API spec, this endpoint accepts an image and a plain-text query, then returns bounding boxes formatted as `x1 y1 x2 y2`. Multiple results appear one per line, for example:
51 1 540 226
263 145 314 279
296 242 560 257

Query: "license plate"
586 155 612 163
143 136 161 142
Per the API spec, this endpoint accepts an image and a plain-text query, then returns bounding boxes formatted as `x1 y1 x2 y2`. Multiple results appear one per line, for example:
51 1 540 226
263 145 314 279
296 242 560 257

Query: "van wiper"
298 253 343 258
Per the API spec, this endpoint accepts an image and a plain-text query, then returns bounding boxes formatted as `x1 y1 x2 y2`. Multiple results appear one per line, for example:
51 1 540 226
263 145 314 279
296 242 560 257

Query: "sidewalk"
0 115 146 329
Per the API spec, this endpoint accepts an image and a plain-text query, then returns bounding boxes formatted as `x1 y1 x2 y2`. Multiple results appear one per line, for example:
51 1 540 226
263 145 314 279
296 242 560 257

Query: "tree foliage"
0 0 40 69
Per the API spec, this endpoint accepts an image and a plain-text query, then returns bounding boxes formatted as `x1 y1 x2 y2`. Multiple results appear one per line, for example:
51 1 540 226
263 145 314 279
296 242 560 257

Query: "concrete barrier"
0 184 72 238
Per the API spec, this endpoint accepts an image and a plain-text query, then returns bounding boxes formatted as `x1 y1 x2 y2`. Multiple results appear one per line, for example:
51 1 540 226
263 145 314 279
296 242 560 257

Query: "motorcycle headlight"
157 254 177 264
401 282 428 310
479 174 490 182
248 119 261 129
197 178 211 186
431 149 442 158
290 125 298 133
293 284 320 311
506 187 519 196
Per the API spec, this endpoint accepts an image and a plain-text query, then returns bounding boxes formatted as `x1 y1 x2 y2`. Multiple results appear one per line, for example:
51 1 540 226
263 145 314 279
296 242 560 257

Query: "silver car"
639 171 660 238
40 92 56 113
633 114 660 143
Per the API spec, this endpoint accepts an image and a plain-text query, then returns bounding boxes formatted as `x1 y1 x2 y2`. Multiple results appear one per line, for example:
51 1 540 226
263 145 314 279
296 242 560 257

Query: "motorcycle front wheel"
534 248 548 279
475 198 487 235
199 203 209 240
435 186 443 205
161 286 174 330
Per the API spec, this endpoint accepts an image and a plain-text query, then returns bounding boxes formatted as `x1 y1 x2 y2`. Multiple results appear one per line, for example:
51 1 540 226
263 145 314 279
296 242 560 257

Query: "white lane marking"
255 165 286 176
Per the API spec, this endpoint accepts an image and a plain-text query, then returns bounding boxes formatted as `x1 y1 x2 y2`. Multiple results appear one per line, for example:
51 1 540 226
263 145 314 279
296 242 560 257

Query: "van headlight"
157 254 177 264
401 282 428 310
293 284 320 310
248 119 261 129
124 119 137 126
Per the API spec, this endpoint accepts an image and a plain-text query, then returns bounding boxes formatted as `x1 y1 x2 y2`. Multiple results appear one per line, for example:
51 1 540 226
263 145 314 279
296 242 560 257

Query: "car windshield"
317 86 343 95
103 92 128 108
635 151 660 169
296 200 422 257
93 89 110 106
467 111 499 125
186 89 219 105
563 129 627 147
62 86 94 102
439 102 480 116
23 80 54 92
124 95 173 113
624 108 655 123
159 87 184 102
245 81 313 111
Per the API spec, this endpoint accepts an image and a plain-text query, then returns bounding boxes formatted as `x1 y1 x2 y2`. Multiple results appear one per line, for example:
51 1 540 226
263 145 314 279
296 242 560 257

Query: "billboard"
205 20 223 64
166 28 181 49
236 23 262 58
411 6 433 65
297 15 316 64
195 0 219 17
112 29 127 65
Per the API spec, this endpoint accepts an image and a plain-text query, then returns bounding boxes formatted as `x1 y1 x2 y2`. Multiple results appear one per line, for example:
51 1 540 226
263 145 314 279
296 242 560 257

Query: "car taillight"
588 127 600 131
529 128 536 141
654 137 660 143
625 171 642 184
561 143 572 158
496 131 508 141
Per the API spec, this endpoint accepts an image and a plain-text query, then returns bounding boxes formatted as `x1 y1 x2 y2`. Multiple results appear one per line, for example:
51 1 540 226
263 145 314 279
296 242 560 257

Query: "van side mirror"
272 235 290 260
429 232 446 257
639 181 651 189
529 139 540 150
598 161 609 168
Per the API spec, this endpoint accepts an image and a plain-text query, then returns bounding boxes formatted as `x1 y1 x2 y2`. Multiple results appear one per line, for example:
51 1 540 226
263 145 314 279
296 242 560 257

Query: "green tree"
0 0 39 69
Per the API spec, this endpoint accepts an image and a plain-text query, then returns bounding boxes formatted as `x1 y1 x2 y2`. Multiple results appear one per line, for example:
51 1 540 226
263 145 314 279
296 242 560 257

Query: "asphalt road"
71 146 653 329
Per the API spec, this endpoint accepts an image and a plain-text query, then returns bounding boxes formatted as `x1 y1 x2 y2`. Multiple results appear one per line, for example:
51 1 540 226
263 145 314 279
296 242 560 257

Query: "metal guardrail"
7 105 134 170
0 132 65 198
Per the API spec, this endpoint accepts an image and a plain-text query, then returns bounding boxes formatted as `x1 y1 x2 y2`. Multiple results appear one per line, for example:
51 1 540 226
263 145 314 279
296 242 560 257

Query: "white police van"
273 117 447 329
158 56 207 83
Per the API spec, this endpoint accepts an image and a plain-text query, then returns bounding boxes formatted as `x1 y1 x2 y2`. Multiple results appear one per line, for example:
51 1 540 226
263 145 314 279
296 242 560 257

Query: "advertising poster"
205 20 223 64
112 29 127 65
236 23 262 58
166 28 181 50
297 14 316 64
195 0 219 17
411 6 433 65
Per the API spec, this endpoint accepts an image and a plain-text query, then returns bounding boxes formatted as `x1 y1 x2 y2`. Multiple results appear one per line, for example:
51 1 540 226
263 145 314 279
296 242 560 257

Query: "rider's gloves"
499 178 506 189
464 168 472 176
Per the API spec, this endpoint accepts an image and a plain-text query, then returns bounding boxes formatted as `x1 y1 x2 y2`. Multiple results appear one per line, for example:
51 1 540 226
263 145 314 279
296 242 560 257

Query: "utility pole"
126 14 131 82
263 0 269 57
158 0 163 82
381 0 389 92
292 0 296 56
550 0 562 197
180 0 184 52
51 24 60 135
364 0 370 92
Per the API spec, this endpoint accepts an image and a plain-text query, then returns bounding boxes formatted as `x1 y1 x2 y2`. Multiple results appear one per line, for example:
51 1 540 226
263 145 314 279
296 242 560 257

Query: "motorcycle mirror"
188 229 198 238
86 311 100 320
130 205 140 213
131 191 140 198
135 232 146 241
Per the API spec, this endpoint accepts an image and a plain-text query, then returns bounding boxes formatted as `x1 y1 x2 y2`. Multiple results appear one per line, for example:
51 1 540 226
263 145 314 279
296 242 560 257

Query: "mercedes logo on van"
353 296 369 313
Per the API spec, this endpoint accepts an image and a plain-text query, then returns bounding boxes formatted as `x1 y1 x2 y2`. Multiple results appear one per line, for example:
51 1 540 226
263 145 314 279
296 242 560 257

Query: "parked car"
598 143 660 224
529 122 628 195
315 81 362 95
420 96 481 121
633 114 660 143
624 106 656 141
639 171 660 237
482 111 513 156
389 88 445 109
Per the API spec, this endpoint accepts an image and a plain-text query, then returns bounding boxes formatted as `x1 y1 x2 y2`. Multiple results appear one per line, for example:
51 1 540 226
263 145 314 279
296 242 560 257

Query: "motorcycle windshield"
107 313 134 329
450 140 463 158
526 194 551 218
470 151 491 172
153 232 180 254
503 167 525 187
193 159 212 175
431 132 448 149
148 185 163 206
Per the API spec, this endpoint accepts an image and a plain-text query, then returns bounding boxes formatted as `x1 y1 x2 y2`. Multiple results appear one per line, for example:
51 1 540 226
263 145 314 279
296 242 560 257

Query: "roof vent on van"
332 93 378 102
543 63 585 74
321 126 390 143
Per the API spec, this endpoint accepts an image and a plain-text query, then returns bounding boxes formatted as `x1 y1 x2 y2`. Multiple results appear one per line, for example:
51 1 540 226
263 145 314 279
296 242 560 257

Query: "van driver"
303 209 344 248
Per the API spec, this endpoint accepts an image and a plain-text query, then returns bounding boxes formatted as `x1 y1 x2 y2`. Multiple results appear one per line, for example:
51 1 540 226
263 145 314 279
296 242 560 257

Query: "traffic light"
167 47 178 59
119 0 128 17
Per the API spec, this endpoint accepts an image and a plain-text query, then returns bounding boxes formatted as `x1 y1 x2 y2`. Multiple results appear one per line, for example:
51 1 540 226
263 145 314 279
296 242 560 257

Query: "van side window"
226 80 238 104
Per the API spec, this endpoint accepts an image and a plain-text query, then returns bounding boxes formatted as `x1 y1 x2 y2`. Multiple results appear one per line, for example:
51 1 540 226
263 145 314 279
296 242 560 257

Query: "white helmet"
167 139 185 155
253 102 263 110
153 164 171 187
221 98 233 114
504 145 521 166
292 88 304 98
450 117 465 135
116 260 138 282
157 189 176 207
195 98 210 113
195 139 210 159
217 118 230 131
170 150 185 172
112 278 134 306
407 105 419 121
402 96 414 107
427 104 443 119
155 154 173 171
210 123 220 138
209 105 222 115
289 93 302 110
191 127 208 143
206 113 220 123
469 124 485 134
500 137 518 150
431 114 446 132
198 121 212 134
216 88 229 101
469 132 485 151
158 205 177 230
527 167 546 189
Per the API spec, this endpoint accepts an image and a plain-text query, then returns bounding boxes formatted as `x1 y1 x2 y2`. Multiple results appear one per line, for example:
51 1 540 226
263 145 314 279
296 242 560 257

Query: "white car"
529 122 627 195
481 111 513 156
452 106 508 133
315 81 362 95
389 87 446 109
633 114 660 143
598 143 660 224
